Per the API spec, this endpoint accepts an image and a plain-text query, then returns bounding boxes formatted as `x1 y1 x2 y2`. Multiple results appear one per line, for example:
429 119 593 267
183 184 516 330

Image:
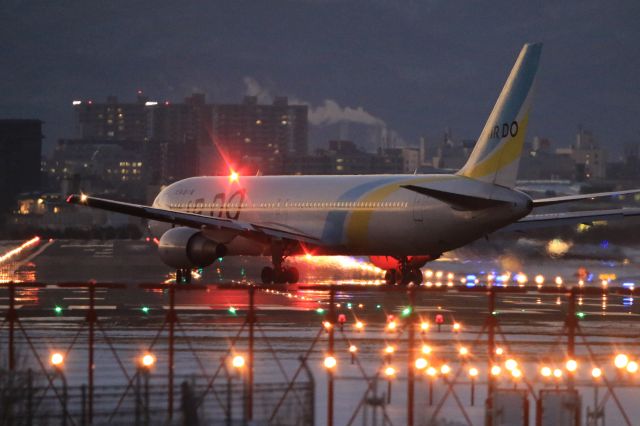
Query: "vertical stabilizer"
457 43 542 188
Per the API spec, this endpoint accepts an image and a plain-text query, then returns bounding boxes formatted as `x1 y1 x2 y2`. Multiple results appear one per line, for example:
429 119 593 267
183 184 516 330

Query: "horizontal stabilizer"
500 207 640 232
401 184 509 210
532 189 640 207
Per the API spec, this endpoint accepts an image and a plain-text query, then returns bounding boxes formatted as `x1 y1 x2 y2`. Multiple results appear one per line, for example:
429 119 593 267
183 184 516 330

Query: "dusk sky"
2 0 639 156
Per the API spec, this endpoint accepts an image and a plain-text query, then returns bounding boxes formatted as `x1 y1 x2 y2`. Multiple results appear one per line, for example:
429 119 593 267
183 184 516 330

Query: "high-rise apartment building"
0 119 43 214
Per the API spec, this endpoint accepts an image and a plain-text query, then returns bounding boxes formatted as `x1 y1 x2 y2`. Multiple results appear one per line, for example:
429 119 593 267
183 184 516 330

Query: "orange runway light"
566 359 578 372
232 355 245 369
415 358 428 370
592 367 602 378
614 354 629 369
421 344 432 355
452 322 461 332
491 365 502 376
384 345 395 355
440 364 451 375
469 367 479 378
141 353 156 368
505 359 518 371
349 345 358 353
324 356 337 369
50 352 64 367
384 366 396 378
540 366 552 377
355 321 364 330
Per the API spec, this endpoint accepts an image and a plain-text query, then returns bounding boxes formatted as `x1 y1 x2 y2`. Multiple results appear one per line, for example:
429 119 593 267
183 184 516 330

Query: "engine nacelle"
158 227 226 269
369 255 436 271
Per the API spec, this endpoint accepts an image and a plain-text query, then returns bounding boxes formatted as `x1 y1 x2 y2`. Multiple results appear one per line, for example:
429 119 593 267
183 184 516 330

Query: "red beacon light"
229 170 240 183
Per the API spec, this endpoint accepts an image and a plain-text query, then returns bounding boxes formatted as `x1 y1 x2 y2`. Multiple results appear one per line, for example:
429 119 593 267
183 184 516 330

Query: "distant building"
0 119 43 215
212 96 308 175
73 92 151 142
571 128 607 180
286 140 404 175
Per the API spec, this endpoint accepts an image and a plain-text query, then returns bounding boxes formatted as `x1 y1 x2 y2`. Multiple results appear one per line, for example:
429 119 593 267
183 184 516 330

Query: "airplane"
67 42 640 285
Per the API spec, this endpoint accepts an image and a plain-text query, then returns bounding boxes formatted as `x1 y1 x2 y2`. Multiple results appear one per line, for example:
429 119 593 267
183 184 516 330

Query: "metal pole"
407 288 415 426
567 289 576 390
144 370 150 426
486 288 496 425
135 369 141 426
87 284 96 424
471 378 475 406
327 285 336 426
247 285 255 421
8 283 16 372
168 283 176 420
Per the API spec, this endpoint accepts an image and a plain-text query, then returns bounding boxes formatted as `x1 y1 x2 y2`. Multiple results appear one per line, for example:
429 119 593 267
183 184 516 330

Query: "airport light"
626 361 638 374
229 170 239 183
540 366 552 378
614 354 629 369
324 356 337 370
322 321 332 330
440 364 451 375
384 345 395 355
491 365 502 376
355 321 364 330
401 307 412 317
495 347 504 356
415 358 428 370
141 353 156 369
511 368 522 380
349 345 358 353
228 306 237 315
420 321 429 332
553 368 563 379
50 352 64 368
469 367 479 378
452 322 461 332
141 306 150 314
421 344 432 355
426 366 438 377
535 274 544 285
592 367 602 379
316 308 325 314
566 359 578 373
459 346 469 357
384 366 396 378
54 305 63 315
232 355 245 369
555 276 563 286
505 358 518 371
387 320 397 331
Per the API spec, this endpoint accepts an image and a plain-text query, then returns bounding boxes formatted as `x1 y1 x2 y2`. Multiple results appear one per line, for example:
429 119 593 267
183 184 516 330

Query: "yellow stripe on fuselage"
345 175 459 247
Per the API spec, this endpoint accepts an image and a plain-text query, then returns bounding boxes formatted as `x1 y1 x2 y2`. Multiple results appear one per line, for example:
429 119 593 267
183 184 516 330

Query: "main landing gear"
176 268 192 284
384 258 423 286
261 243 300 285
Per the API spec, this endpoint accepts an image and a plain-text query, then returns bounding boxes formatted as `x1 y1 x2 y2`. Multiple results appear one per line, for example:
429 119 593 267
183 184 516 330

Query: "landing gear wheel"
286 267 300 284
261 266 274 285
385 270 397 286
410 268 423 285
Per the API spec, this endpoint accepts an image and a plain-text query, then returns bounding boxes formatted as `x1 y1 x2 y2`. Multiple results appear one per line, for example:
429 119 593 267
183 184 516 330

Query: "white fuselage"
149 174 532 257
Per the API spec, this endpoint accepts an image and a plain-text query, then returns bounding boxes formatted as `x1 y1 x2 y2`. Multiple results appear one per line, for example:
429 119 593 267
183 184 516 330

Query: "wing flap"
532 189 640 207
66 194 321 245
501 207 640 232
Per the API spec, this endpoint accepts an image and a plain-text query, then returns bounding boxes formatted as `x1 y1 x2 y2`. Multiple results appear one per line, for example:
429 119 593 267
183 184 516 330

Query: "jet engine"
158 227 226 269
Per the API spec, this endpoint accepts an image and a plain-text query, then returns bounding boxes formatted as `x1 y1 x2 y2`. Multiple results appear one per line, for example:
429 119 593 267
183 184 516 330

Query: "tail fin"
457 43 542 188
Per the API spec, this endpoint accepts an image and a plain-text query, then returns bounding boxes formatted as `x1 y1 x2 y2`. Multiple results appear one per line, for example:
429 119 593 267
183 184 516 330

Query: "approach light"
324 356 337 369
505 359 518 371
322 321 332 330
80 193 88 203
511 368 522 379
553 368 563 379
426 366 437 377
415 358 428 370
535 274 544 285
141 306 150 314
469 367 479 378
355 321 364 330
228 306 237 315
141 353 156 368
491 365 502 376
387 320 397 331
566 359 578 372
54 305 63 315
232 355 245 369
452 322 461 332
384 345 395 355
495 347 504 356
349 345 358 353
316 308 325 314
440 364 451 375
592 367 602 378
384 366 396 378
421 344 432 355
420 322 429 331
615 354 630 369
459 346 469 356
540 366 552 377
401 307 412 317
229 171 239 183
50 352 64 367
626 361 638 374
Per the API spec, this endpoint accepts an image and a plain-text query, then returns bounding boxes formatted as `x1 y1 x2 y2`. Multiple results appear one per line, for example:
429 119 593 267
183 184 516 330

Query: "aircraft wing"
502 207 640 232
532 189 640 207
66 194 322 246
